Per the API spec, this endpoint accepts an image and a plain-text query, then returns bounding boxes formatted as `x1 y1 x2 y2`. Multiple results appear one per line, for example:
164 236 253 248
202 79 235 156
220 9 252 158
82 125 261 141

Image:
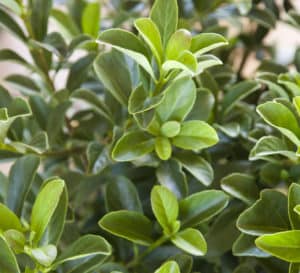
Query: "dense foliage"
1 0 300 272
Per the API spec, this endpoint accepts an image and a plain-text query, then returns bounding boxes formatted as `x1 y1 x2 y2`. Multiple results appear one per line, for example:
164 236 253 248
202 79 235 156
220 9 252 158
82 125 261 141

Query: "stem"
126 235 168 269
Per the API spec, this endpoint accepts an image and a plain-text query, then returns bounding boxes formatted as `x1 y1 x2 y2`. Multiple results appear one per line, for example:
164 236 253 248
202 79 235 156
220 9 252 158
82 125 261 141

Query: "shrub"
0 0 300 272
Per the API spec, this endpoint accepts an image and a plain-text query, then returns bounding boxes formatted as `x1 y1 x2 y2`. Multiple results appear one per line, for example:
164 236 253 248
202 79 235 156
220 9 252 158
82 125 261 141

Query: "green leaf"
94 50 132 106
129 84 164 114
0 0 21 14
233 233 270 257
7 155 40 216
250 136 297 161
190 33 228 57
30 0 53 40
105 176 143 212
155 137 172 161
81 1 100 38
71 88 112 122
156 76 196 122
28 245 57 267
173 120 219 150
166 29 192 60
99 210 153 245
155 261 180 273
31 179 65 245
0 236 20 273
255 230 300 262
4 230 26 253
248 7 276 29
257 101 300 146
98 29 155 80
112 131 154 162
0 9 26 41
151 185 179 234
150 0 178 48
171 228 207 256
222 80 261 114
51 8 80 37
0 204 23 231
53 235 111 267
294 205 300 216
179 190 229 228
237 190 289 236
221 173 259 204
175 152 213 186
278 73 300 97
289 263 300 273
288 183 300 229
161 121 181 138
156 159 188 198
5 74 40 95
234 264 255 273
134 18 163 64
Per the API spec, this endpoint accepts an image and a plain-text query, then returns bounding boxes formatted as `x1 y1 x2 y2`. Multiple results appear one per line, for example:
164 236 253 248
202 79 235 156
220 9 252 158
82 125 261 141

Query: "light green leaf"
81 1 100 38
0 236 20 273
156 76 196 122
0 204 23 232
196 54 223 74
155 261 180 273
179 190 229 228
173 120 219 150
155 137 172 161
99 210 153 245
7 155 40 216
112 131 154 162
0 0 21 14
221 173 259 204
293 96 300 116
134 18 163 64
237 190 289 236
190 33 228 57
255 230 300 262
53 235 111 267
29 245 57 267
150 0 178 48
257 101 300 146
105 176 142 212
175 152 213 186
31 179 65 245
278 73 300 97
4 230 26 254
171 228 207 256
166 29 192 60
151 185 179 234
51 9 80 37
288 183 300 229
294 205 300 216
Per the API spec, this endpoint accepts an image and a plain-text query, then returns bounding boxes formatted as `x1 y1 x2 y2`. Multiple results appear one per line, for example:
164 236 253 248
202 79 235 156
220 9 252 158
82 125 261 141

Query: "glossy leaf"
166 29 192 60
288 183 300 229
155 137 172 161
0 236 20 273
99 210 153 245
0 204 23 232
81 1 100 38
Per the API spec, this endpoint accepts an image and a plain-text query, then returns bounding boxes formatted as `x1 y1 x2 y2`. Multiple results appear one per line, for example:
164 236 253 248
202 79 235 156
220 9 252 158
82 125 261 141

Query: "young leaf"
255 230 300 262
190 33 228 57
173 120 219 150
31 179 65 245
134 18 163 64
0 236 20 273
155 137 172 161
0 203 23 232
81 1 100 38
155 261 180 273
156 76 196 122
28 245 57 267
112 131 155 162
179 190 229 228
150 0 178 48
257 101 300 146
7 155 40 216
0 0 21 14
171 228 207 256
166 29 192 60
151 186 179 234
99 210 153 245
